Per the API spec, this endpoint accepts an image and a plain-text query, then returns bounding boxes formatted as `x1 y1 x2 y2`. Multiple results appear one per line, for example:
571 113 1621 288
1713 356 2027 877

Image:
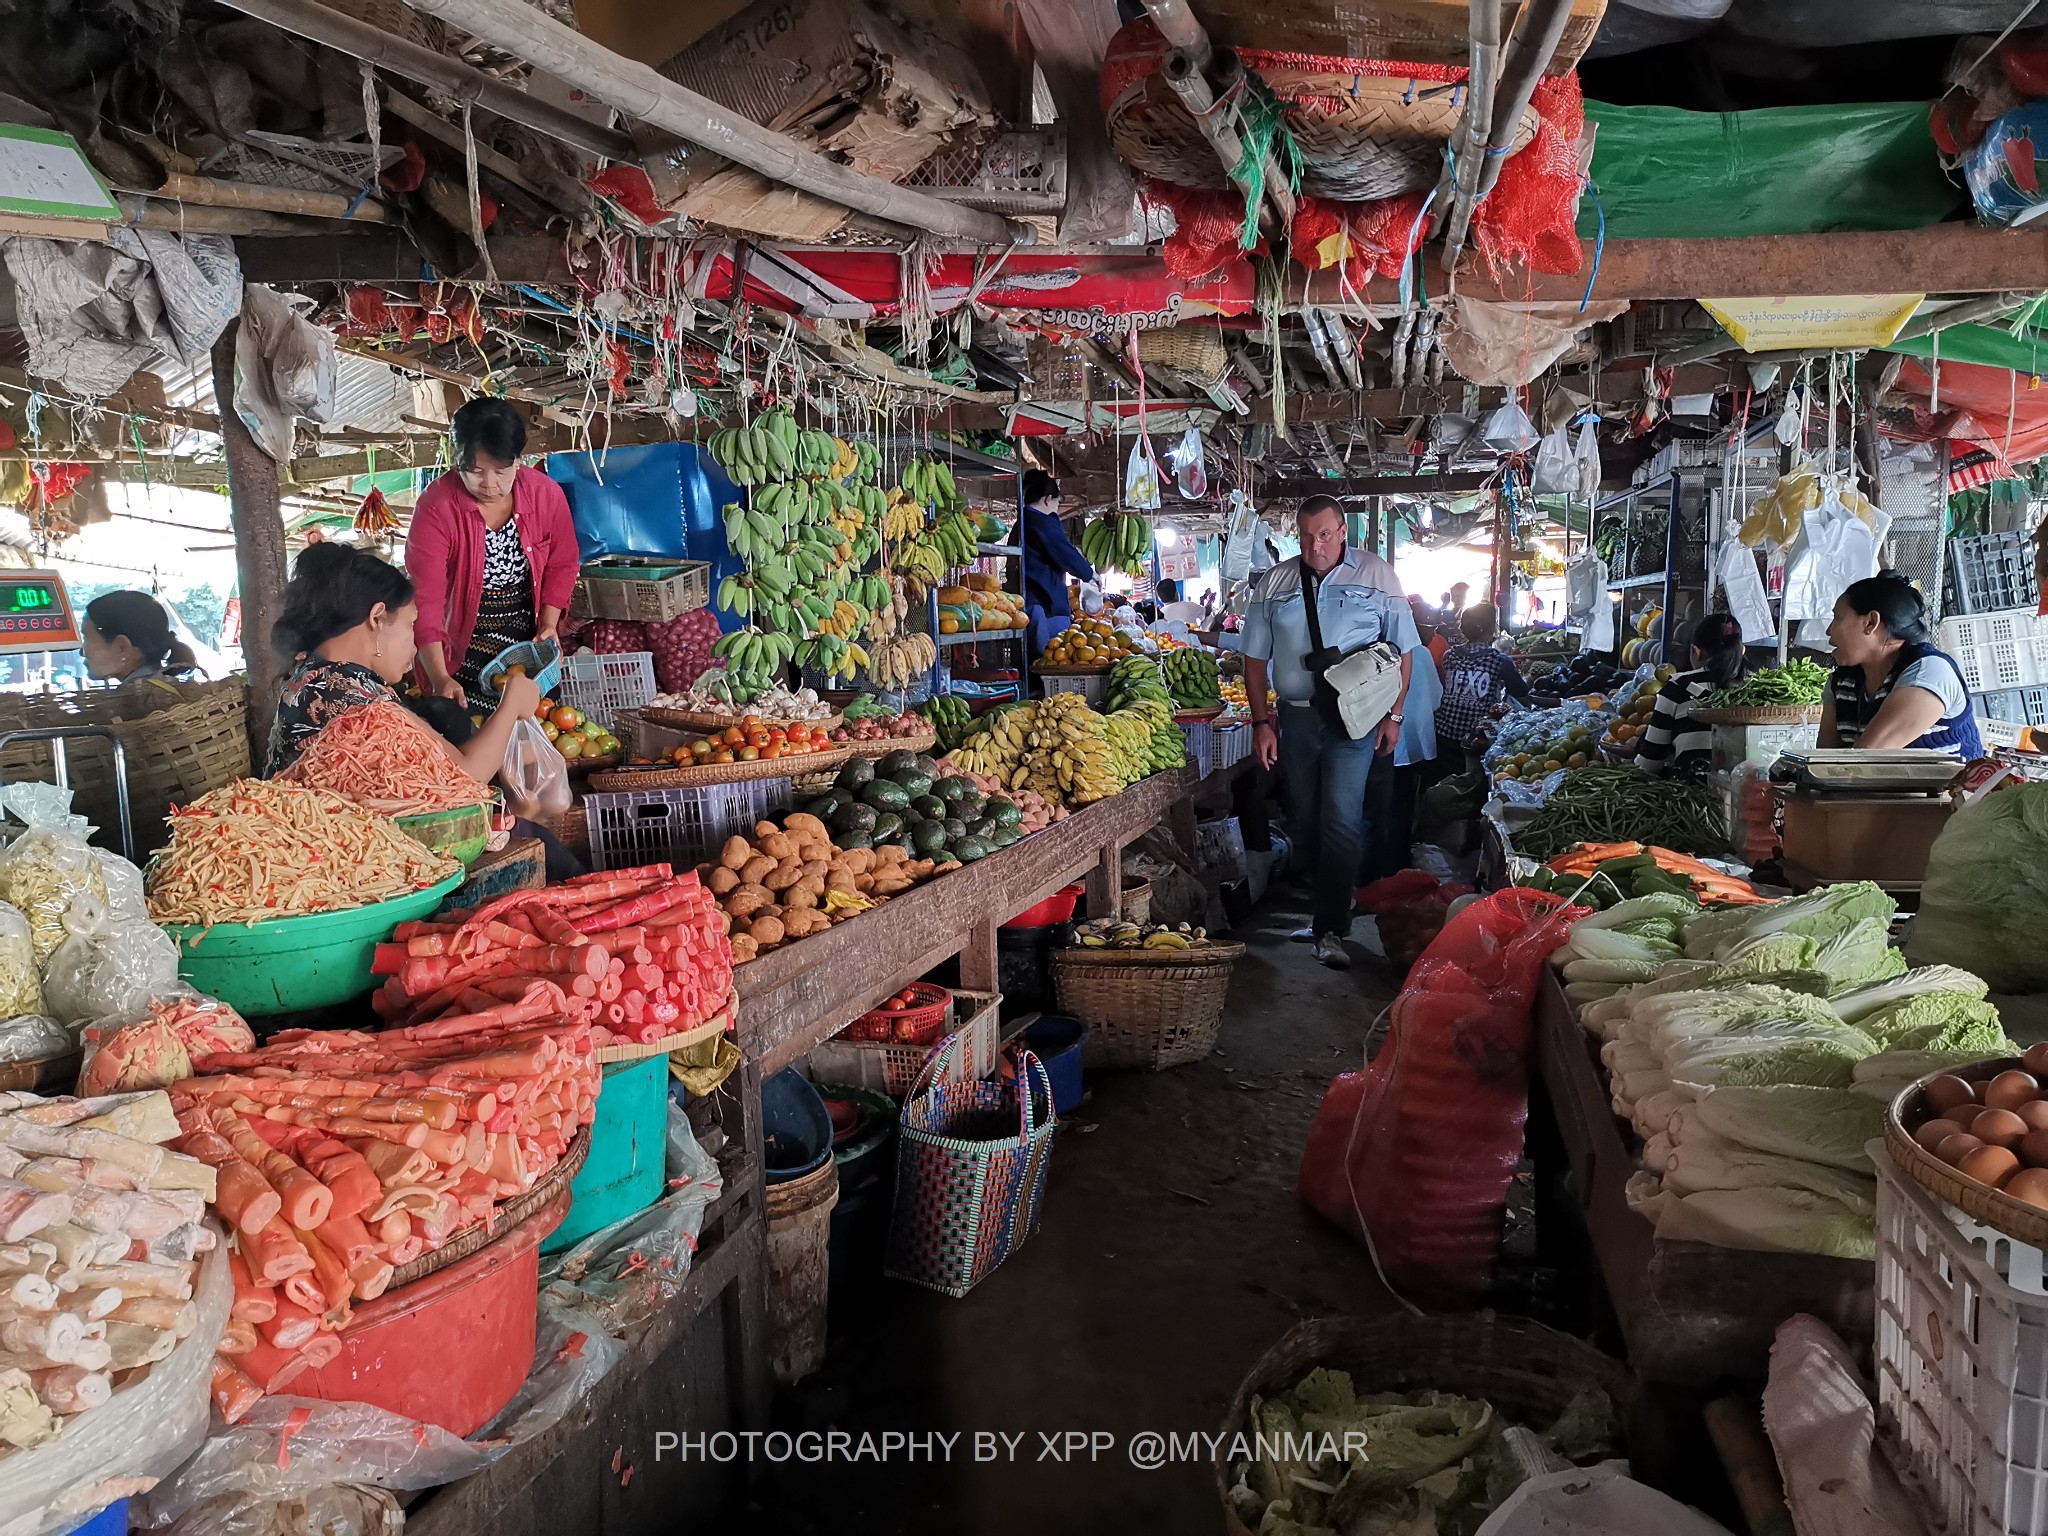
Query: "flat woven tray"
1689 705 1824 726
1055 939 1245 966
1173 706 1225 722
591 992 736 1064
641 707 843 735
584 744 854 793
1885 1055 2048 1246
388 1127 588 1289
845 730 939 759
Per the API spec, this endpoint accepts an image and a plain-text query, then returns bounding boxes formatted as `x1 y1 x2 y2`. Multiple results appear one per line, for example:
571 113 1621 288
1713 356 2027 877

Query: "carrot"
259 1300 321 1351
211 1356 264 1422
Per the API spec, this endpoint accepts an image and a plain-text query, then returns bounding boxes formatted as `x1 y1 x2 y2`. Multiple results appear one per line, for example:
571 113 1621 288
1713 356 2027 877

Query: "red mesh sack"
1298 887 1582 1302
1473 73 1587 277
1145 181 1259 280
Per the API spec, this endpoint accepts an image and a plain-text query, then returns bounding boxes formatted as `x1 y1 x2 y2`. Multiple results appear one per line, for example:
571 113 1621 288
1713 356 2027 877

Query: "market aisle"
751 887 1402 1534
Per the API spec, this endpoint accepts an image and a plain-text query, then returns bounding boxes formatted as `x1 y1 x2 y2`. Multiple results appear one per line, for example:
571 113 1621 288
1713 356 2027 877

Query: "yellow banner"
1701 295 1925 352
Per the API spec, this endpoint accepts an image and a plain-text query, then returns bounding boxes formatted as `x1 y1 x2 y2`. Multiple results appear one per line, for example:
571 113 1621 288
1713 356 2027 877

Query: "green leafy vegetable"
1682 881 1896 961
1684 1085 1885 1172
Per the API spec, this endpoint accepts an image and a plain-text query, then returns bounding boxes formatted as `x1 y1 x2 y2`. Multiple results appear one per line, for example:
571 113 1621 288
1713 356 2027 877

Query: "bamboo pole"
125 173 390 223
381 0 1022 243
1440 0 1501 272
211 323 291 768
117 197 332 237
1473 0 1574 201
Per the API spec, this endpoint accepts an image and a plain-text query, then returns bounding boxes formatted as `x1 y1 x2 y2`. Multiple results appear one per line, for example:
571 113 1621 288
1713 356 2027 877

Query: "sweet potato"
749 915 785 946
754 820 780 839
798 858 829 884
872 874 914 895
720 836 753 872
825 867 857 894
783 813 829 840
839 847 875 875
729 934 759 963
738 854 775 886
707 866 741 895
759 832 795 861
726 885 771 919
782 909 830 938
854 873 875 894
764 857 802 892
875 844 907 865
785 883 820 911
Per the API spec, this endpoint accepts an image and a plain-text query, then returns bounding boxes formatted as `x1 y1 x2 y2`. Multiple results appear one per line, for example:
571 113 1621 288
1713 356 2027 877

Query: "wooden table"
1532 969 1873 1387
737 767 1194 1076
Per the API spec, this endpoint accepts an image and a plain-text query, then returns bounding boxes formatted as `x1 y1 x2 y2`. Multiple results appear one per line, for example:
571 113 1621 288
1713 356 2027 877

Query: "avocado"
877 749 920 779
871 812 903 843
895 769 935 799
835 757 875 791
954 836 993 863
942 817 967 842
991 823 1021 848
934 776 974 804
830 801 877 835
803 792 843 820
988 797 1023 829
913 753 940 779
956 791 986 819
861 779 911 812
968 816 997 841
931 849 960 868
911 820 948 855
837 828 873 851
910 794 947 822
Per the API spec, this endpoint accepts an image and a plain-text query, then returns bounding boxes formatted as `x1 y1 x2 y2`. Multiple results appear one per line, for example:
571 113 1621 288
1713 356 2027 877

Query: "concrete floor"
752 889 1407 1534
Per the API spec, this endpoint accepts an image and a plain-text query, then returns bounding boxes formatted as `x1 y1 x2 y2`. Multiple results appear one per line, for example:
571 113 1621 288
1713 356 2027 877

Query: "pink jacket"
405 465 580 668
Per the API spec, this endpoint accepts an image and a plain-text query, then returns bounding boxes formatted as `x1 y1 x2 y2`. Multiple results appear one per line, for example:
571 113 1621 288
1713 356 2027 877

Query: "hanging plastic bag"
1480 400 1540 454
1717 539 1777 645
1123 437 1161 510
1531 427 1577 494
42 889 181 1026
1574 420 1602 499
1167 427 1207 499
501 717 572 819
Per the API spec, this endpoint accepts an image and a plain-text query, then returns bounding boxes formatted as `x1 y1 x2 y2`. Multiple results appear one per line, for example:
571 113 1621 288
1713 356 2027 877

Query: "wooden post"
1084 839 1123 919
211 322 290 771
960 915 1000 994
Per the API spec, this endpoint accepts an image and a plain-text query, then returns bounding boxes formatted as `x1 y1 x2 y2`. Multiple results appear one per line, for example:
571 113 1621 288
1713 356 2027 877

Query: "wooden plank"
960 916 1000 994
1183 0 1605 72
1259 471 1495 498
1083 839 1121 918
737 769 1190 1074
212 323 288 772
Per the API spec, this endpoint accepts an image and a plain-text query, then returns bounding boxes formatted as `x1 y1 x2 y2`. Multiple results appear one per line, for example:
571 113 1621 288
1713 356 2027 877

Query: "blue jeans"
1277 703 1382 936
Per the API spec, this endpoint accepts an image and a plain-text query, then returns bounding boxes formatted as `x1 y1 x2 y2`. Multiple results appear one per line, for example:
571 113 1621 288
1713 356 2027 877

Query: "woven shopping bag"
884 1034 1056 1298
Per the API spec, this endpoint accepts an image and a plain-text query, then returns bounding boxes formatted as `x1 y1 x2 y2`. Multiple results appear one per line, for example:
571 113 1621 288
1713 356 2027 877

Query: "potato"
754 820 780 839
798 857 829 884
759 832 795 862
782 909 830 938
728 934 759 963
739 853 775 886
875 844 906 865
840 847 875 875
854 873 875 894
872 876 913 896
785 882 820 910
707 866 741 895
784 812 829 840
765 856 803 892
720 836 753 872
726 884 771 919
749 915 786 946
825 867 857 894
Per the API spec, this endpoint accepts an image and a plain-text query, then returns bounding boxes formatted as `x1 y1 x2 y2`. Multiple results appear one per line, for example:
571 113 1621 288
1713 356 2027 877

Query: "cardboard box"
1777 792 1954 887
1711 721 1820 772
1182 0 1608 72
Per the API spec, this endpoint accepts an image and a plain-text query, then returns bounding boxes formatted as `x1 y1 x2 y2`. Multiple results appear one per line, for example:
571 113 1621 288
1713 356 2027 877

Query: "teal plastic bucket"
543 1054 668 1254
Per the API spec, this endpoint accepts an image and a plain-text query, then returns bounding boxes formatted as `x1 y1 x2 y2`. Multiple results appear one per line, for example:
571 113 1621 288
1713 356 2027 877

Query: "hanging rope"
461 103 499 285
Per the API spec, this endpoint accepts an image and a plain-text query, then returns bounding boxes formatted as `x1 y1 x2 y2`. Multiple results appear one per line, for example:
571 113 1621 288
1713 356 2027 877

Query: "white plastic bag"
1167 427 1206 499
1480 400 1540 453
500 717 572 819
42 892 181 1027
0 1014 69 1063
1531 427 1577 494
0 903 41 1018
1717 539 1777 645
0 828 107 964
1574 420 1602 499
1123 437 1161 510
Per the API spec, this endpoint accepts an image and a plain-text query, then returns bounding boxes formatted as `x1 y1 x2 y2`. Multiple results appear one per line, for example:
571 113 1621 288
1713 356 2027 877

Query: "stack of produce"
936 572 1027 635
887 457 977 602
1704 658 1830 710
1070 917 1216 951
0 1088 219 1449
919 694 974 751
948 694 1122 805
645 682 834 722
672 716 835 766
278 703 490 814
802 752 1028 866
532 699 621 763
1078 511 1152 575
369 866 734 1050
1040 618 1141 667
937 762 1065 833
827 698 933 744
1904 1045 2048 1211
1105 655 1170 713
1525 844 1763 909
80 993 254 1096
1527 652 1627 697
147 782 458 926
1160 647 1220 710
1100 659 1187 779
1599 687 1660 755
173 994 601 1419
1484 704 1613 780
703 812 922 964
863 631 937 692
1512 765 1728 859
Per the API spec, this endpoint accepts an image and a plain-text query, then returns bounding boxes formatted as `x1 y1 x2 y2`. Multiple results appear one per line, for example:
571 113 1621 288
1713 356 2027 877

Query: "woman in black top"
1635 613 1751 775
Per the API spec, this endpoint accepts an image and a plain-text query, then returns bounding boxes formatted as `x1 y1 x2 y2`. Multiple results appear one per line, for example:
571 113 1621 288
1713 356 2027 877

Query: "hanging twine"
461 103 499 285
1227 71 1302 252
1255 255 1286 440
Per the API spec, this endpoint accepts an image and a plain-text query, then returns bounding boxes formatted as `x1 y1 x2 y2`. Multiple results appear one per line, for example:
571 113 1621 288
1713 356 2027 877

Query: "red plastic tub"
296 1189 567 1435
1002 882 1085 929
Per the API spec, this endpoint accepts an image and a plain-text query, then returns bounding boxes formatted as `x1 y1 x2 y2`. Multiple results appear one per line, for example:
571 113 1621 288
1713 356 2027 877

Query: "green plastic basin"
166 870 465 1016
542 1055 668 1254
397 803 492 866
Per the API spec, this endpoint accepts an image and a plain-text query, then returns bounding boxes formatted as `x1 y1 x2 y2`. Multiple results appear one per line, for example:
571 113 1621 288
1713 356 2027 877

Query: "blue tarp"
545 443 742 632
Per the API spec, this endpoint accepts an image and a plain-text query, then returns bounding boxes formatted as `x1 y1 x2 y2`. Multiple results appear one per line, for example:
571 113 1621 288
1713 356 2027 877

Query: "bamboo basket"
388 1130 588 1289
1051 940 1244 1070
845 730 939 759
585 744 854 794
1688 705 1823 726
1885 1055 2048 1246
1214 1314 1635 1536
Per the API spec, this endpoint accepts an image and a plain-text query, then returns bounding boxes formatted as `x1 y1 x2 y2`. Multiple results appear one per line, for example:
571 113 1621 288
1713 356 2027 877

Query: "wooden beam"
236 232 571 284
212 323 289 771
120 173 391 223
1260 471 1495 497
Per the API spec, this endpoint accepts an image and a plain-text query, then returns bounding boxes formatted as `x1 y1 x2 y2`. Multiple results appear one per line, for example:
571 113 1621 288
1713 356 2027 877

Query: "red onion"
644 608 724 692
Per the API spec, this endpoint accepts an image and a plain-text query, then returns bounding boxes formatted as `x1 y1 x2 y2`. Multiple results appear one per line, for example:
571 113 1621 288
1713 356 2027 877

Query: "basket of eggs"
1887 1043 2048 1240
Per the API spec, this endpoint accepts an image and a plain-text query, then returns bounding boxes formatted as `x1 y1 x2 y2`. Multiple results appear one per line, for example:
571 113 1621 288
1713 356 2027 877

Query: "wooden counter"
1532 968 1873 1387
737 767 1194 1076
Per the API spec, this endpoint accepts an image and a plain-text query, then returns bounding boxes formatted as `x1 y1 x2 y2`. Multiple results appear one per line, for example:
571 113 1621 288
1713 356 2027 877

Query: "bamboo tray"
641 706 842 735
584 743 855 793
1689 705 1824 726
1885 1055 2048 1246
591 991 737 1064
389 1129 587 1289
1173 705 1225 722
845 729 939 758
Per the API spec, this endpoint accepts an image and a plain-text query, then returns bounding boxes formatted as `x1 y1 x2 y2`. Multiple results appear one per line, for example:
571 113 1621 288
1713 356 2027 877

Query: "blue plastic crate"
1973 687 2048 727
1949 531 2039 616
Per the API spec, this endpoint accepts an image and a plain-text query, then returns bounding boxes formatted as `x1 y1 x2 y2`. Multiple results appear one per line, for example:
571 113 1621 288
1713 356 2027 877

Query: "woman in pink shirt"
406 398 580 706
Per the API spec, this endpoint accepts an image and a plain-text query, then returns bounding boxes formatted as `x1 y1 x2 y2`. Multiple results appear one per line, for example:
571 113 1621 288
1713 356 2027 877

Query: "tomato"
762 742 783 759
736 745 759 761
768 727 786 742
722 726 743 745
710 748 735 764
549 705 582 732
789 723 810 742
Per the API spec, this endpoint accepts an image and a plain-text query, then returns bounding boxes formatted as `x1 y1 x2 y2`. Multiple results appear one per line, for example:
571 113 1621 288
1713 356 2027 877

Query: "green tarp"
1887 326 2048 378
1579 100 1966 240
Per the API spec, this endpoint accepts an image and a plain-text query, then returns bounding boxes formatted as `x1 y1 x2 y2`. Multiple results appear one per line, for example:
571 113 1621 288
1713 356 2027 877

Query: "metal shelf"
938 629 1028 647
878 436 1020 476
1607 573 1671 591
977 543 1022 556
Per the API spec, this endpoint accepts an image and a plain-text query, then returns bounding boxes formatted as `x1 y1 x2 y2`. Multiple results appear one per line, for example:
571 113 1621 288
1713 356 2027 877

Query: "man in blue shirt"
1019 469 1095 655
1243 497 1422 967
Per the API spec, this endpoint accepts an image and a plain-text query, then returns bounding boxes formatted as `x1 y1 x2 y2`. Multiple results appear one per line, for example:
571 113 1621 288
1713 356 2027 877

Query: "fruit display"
829 698 932 744
803 750 1028 866
936 572 1028 634
646 683 835 722
1105 655 1171 712
937 760 1067 832
1162 647 1221 710
675 716 835 765
1102 698 1186 780
701 813 927 964
920 694 975 751
1041 617 1143 668
1491 723 1602 785
948 694 1123 806
865 632 938 691
1526 652 1627 698
1601 686 1661 754
1483 704 1615 779
842 983 951 1046
536 698 621 762
1071 917 1220 950
1619 606 1665 668
1080 510 1155 575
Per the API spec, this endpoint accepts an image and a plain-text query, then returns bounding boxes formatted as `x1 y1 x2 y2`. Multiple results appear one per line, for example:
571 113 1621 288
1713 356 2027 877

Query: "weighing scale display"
0 572 82 652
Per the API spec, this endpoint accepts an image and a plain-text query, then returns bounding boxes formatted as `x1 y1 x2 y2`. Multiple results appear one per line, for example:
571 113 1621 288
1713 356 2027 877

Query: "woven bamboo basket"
1885 1055 2048 1246
1107 64 1540 203
1051 940 1244 1070
388 1130 587 1289
845 730 939 759
1214 1313 1635 1536
1135 324 1228 384
1687 705 1823 726
586 744 852 794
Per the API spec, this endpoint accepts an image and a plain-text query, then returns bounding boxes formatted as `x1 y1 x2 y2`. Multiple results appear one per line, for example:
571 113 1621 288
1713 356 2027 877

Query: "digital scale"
0 571 80 653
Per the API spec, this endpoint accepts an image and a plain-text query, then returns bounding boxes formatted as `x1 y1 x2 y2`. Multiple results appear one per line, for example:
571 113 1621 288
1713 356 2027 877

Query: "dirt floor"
751 885 1408 1534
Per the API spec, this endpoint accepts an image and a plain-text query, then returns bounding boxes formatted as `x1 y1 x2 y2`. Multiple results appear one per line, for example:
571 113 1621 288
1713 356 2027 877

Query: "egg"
1936 1132 1987 1166
1915 1117 1972 1152
2021 1129 2048 1168
1961 1144 2022 1189
1985 1071 2042 1112
2018 1100 2048 1133
2007 1168 2048 1210
1973 1108 2030 1147
1926 1075 1981 1115
2026 1042 2048 1078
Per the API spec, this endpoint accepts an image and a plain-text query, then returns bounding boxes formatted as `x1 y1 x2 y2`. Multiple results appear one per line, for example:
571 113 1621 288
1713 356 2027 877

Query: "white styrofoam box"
1941 611 2048 694
1874 1142 2048 1536
1710 721 1820 772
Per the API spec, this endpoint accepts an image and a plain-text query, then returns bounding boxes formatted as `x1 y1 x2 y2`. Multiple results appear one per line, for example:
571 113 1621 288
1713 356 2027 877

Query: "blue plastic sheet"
545 443 743 632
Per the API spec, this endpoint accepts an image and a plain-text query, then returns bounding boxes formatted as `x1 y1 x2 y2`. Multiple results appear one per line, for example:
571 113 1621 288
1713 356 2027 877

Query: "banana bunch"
883 490 927 543
1028 693 1122 804
1080 511 1154 575
1106 655 1172 713
848 439 881 484
1100 709 1152 786
829 437 860 481
864 577 912 642
1074 917 1210 950
707 408 800 486
710 627 795 700
920 693 973 750
931 511 978 568
900 455 958 510
1162 647 1221 709
868 632 937 690
891 538 948 598
792 426 842 477
793 633 870 681
1146 717 1187 772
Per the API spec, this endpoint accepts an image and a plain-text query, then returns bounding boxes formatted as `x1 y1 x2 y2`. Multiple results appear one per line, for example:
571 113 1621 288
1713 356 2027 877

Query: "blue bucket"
762 1068 833 1184
1019 1014 1088 1115
59 1502 128 1536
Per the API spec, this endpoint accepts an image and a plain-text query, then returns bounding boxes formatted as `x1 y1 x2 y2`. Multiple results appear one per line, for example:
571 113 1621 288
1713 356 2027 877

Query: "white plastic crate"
582 780 791 872
1874 1143 2048 1536
1941 611 2048 693
1038 671 1108 706
1216 721 1251 771
801 989 1000 1098
558 651 657 729
1180 720 1217 778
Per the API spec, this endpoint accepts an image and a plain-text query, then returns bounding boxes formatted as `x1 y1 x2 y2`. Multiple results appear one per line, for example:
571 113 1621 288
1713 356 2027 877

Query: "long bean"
1514 765 1729 859
1705 658 1829 709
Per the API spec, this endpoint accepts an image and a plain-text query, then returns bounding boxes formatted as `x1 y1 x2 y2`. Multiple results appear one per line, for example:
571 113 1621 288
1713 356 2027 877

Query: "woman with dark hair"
1635 613 1753 775
404 397 580 707
1820 573 1982 755
1019 468 1095 654
80 591 201 715
267 542 540 780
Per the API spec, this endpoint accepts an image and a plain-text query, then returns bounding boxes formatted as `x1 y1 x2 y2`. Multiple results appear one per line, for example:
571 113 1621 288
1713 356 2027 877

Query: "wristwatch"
1388 712 1404 724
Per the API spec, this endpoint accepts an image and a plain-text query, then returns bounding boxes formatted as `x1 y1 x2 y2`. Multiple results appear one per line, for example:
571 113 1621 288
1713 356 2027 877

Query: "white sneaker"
1288 926 1316 943
1312 934 1350 968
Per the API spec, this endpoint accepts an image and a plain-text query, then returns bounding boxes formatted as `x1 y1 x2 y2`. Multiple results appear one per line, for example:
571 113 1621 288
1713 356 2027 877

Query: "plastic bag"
1123 437 1160 510
0 784 90 840
90 851 149 925
0 903 41 1018
1574 419 1602 500
1909 783 2048 991
1298 889 1582 1300
1167 426 1207 499
1475 1467 1730 1536
1480 400 1540 454
0 828 107 964
42 892 180 1026
0 1014 70 1063
79 989 252 1095
0 1238 228 1536
500 717 572 819
1531 427 1577 494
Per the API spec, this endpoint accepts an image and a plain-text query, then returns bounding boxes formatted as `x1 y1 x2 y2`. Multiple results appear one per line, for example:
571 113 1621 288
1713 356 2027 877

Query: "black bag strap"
1300 565 1328 655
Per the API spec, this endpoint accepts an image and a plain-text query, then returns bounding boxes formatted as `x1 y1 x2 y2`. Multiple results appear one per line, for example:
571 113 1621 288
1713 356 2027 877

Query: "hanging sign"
1159 547 1200 581
0 126 118 238
1700 295 1924 353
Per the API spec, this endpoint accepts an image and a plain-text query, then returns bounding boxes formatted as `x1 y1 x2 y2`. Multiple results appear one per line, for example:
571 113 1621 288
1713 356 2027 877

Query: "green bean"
1513 764 1729 859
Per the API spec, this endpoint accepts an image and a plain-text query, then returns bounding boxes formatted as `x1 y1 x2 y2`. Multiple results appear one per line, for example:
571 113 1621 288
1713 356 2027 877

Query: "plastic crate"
1940 610 2048 692
1038 671 1108 707
801 989 1000 1098
1951 532 2040 617
1216 721 1251 771
1975 688 2048 727
1180 720 1217 779
582 780 792 872
558 651 657 729
571 557 711 622
1875 1143 2048 1536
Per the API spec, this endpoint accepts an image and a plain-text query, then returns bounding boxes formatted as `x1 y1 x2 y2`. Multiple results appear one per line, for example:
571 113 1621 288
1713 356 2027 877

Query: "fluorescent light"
1155 526 1179 549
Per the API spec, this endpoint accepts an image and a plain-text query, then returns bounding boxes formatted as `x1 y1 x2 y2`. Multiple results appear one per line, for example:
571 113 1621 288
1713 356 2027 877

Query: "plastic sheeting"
1578 101 1964 238
546 443 743 634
